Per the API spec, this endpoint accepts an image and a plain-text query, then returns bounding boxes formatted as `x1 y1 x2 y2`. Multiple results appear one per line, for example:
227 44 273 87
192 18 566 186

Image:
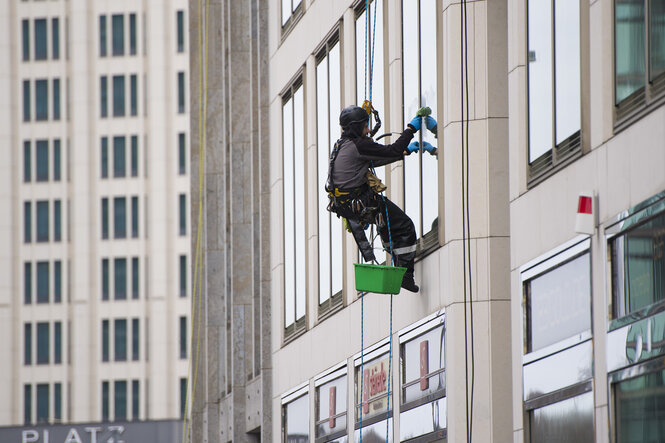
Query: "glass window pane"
129 13 136 55
528 0 554 162
178 72 185 113
23 20 30 61
177 11 184 53
112 14 124 56
102 259 109 301
52 18 60 60
353 418 393 442
612 212 665 316
36 140 48 182
528 253 591 351
130 74 137 116
328 45 343 297
284 394 309 441
131 135 138 177
37 322 49 364
54 383 62 421
115 258 127 300
54 261 61 303
131 196 138 238
179 194 186 235
132 318 139 360
316 375 347 438
102 381 109 421
402 324 445 404
101 137 108 178
180 378 187 418
132 380 139 419
24 385 32 425
24 323 32 365
356 353 393 421
25 262 32 304
113 75 125 117
400 397 446 441
36 384 49 423
53 139 61 181
114 380 127 420
114 197 126 239
100 15 107 57
23 80 31 122
650 0 665 80
615 369 665 442
316 56 332 305
35 80 48 121
554 0 581 144
293 87 306 321
24 141 31 182
615 0 646 104
54 321 62 364
36 201 49 242
101 76 108 118
283 97 295 328
102 198 109 239
531 392 594 442
132 257 139 299
37 261 49 303
179 133 186 175
113 136 126 177
180 255 186 297
180 316 187 358
54 200 61 242
281 0 290 26
114 319 127 361
102 319 109 361
403 1 420 239
24 202 32 243
34 19 47 60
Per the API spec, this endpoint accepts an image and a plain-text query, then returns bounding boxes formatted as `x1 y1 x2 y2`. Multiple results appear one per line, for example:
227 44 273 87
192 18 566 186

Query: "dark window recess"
54 321 62 364
132 318 139 360
129 13 137 55
54 383 62 421
131 196 139 238
36 201 49 242
112 14 124 56
132 380 139 420
24 323 32 365
35 80 48 121
54 261 62 303
115 319 127 361
131 136 138 177
22 20 30 61
100 76 108 118
101 137 109 178
36 322 49 364
179 316 187 359
53 79 61 120
180 255 187 298
25 262 32 304
24 385 32 425
53 139 61 181
102 259 109 301
113 136 126 178
24 141 31 182
177 72 185 113
115 380 127 420
102 319 110 361
36 384 48 423
130 74 137 116
52 18 60 60
101 198 109 239
132 257 139 299
179 194 186 235
99 15 107 57
114 258 127 300
54 200 62 242
23 81 31 121
102 382 109 421
178 133 186 175
36 262 49 304
24 202 32 243
180 378 187 419
113 75 125 117
34 19 47 60
177 11 185 53
114 197 126 239
36 140 48 182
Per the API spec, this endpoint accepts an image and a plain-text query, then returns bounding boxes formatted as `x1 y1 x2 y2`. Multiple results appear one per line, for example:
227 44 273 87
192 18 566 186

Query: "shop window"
131 135 138 177
35 80 48 121
34 19 47 61
114 258 127 300
101 198 109 239
102 259 109 301
315 370 347 442
129 13 136 55
54 383 62 421
36 261 49 304
115 380 127 420
614 366 665 442
178 72 185 113
99 16 107 57
24 385 32 425
36 201 49 242
402 0 439 247
609 204 665 319
282 79 306 337
132 257 139 299
130 74 137 116
53 139 61 181
25 262 32 304
179 194 186 235
178 133 186 175
52 18 59 60
100 76 108 118
115 319 127 361
615 0 665 120
101 137 109 178
354 346 393 439
355 0 385 185
316 34 343 314
113 75 125 117
113 136 126 178
22 20 30 61
102 381 110 421
37 322 49 364
177 11 185 53
281 0 303 31
282 388 309 442
24 323 32 365
36 140 48 182
179 316 187 359
102 319 110 361
528 0 582 181
23 80 30 121
114 197 127 239
24 202 32 243
399 316 446 441
132 318 139 360
54 200 61 242
179 255 187 298
112 14 124 56
54 260 61 303
24 141 31 182
54 321 62 364
36 384 49 423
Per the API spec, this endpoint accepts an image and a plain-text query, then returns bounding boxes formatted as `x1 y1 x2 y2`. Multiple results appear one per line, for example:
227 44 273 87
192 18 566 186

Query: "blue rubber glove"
407 116 422 131
406 141 420 154
424 115 438 133
421 141 437 154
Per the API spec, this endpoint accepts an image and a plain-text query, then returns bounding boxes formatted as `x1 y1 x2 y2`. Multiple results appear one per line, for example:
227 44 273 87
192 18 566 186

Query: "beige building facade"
0 0 191 434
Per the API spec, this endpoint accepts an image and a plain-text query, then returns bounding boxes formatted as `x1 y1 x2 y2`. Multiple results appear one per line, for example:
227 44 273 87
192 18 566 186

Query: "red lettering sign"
329 386 336 428
420 340 429 390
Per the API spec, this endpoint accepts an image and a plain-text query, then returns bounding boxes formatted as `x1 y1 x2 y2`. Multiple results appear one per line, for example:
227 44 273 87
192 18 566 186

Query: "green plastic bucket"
354 263 407 294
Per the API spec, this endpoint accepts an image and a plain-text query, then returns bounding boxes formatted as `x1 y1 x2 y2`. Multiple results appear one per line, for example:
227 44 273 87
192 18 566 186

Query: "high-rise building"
0 0 190 440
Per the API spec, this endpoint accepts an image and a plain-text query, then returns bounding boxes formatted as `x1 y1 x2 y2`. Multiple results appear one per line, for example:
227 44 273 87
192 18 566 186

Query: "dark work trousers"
348 197 417 277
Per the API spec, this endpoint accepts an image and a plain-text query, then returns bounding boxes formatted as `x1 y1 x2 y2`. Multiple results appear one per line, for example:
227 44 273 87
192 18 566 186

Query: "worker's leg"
377 198 418 292
347 218 377 263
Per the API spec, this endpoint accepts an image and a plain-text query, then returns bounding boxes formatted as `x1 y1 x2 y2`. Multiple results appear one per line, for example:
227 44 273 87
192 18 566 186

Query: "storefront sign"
357 356 392 418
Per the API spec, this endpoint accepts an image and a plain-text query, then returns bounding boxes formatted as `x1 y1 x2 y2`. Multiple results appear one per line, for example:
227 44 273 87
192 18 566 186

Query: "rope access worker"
326 105 438 293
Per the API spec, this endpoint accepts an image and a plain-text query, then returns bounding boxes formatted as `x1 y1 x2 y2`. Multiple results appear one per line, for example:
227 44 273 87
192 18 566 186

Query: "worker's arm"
355 127 416 166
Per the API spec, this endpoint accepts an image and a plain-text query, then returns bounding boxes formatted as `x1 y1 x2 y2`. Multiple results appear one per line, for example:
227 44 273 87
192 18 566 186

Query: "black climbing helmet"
339 106 369 129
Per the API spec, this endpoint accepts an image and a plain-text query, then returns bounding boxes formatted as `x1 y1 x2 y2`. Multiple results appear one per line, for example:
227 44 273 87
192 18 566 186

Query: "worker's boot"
401 271 419 293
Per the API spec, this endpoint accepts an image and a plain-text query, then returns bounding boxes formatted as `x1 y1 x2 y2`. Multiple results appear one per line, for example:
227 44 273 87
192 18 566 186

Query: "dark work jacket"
330 127 416 191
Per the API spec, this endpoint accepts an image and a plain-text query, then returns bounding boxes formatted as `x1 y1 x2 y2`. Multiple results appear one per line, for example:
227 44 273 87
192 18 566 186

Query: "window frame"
353 341 394 430
280 0 304 39
314 366 348 443
281 384 310 443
